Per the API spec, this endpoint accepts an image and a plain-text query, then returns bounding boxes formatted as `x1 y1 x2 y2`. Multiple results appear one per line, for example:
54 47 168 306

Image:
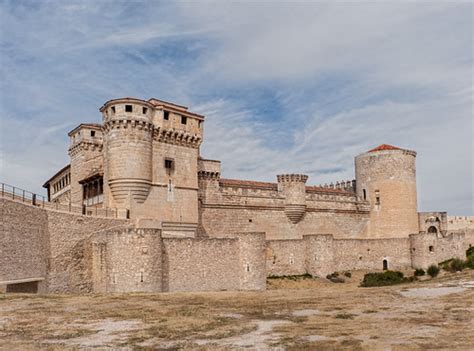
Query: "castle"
1 97 473 294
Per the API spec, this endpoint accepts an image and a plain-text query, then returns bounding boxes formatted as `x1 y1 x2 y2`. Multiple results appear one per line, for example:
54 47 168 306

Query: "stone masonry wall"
163 237 240 292
0 199 48 287
91 228 162 293
410 232 466 269
45 209 127 293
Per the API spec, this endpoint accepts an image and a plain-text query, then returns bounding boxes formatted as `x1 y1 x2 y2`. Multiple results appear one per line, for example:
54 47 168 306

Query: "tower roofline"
365 144 416 156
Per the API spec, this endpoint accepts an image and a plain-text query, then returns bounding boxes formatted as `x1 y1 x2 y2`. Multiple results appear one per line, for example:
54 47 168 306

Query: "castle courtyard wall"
46 210 127 293
0 198 49 292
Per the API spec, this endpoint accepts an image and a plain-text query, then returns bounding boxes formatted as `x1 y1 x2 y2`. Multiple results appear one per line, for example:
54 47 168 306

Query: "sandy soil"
1 269 473 350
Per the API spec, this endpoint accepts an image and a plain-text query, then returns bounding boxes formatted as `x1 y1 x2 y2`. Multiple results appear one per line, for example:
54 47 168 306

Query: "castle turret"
277 174 308 224
355 144 419 238
100 98 154 209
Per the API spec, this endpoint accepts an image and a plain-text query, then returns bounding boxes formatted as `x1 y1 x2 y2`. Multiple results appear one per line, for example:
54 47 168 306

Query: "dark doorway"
428 226 438 234
383 259 388 270
6 281 38 293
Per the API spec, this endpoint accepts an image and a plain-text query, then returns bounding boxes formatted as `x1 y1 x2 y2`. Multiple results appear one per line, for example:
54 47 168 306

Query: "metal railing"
1 182 127 219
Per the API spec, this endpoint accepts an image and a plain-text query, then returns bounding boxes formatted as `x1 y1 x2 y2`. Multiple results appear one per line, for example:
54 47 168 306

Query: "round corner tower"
100 97 154 209
355 144 419 238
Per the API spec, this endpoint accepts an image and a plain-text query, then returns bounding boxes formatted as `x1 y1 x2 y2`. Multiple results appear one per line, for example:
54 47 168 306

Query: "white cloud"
0 1 472 215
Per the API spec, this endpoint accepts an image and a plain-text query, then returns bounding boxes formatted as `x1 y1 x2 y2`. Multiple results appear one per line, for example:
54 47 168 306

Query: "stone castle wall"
89 228 267 293
0 199 49 290
410 232 467 269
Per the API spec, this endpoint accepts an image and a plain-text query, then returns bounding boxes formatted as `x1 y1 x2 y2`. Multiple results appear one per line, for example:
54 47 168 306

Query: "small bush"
267 273 313 280
360 271 407 287
465 255 474 269
344 271 352 278
414 268 425 276
466 246 474 258
427 265 440 277
439 258 453 271
449 258 465 272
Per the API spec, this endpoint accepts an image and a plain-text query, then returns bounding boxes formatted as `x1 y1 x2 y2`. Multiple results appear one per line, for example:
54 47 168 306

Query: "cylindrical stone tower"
355 144 419 238
100 98 154 208
277 174 308 224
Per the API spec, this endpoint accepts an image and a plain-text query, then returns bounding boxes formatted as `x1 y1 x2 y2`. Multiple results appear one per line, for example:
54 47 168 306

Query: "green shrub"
449 258 465 272
360 271 407 287
414 268 425 276
465 255 474 269
439 258 453 271
466 246 474 258
427 265 440 277
344 271 352 278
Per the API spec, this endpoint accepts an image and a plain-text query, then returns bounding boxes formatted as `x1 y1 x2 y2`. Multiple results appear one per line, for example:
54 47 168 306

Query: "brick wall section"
237 233 267 290
304 234 335 277
163 237 240 292
91 228 162 293
0 199 48 284
409 232 466 269
266 239 306 276
45 209 127 293
332 237 411 272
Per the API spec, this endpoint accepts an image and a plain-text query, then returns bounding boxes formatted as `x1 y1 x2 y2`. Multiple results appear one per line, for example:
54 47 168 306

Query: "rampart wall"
0 198 49 291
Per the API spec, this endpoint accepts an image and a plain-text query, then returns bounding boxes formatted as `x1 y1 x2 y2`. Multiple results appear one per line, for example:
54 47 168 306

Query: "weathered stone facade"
2 97 471 294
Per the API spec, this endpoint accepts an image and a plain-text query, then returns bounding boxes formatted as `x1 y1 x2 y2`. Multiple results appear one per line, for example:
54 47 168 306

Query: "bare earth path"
1 270 473 350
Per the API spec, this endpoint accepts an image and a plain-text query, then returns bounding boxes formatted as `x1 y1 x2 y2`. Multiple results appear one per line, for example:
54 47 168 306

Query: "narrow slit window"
375 190 380 205
363 189 367 200
125 104 133 112
164 111 169 120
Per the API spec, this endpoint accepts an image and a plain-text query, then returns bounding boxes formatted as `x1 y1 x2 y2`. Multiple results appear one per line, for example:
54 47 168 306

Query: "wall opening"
363 189 367 200
428 226 438 234
142 107 148 114
125 104 133 112
246 264 250 272
111 106 116 114
429 245 434 252
383 259 388 270
164 111 169 120
181 116 187 125
6 281 38 293
375 190 380 205
90 130 95 137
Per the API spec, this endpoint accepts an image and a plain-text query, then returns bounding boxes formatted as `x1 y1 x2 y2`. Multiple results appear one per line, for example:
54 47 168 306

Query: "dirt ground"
1 269 473 350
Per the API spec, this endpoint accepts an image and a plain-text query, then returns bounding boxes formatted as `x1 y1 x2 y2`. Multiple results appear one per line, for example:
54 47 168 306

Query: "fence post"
1 183 4 197
12 187 15 200
22 190 25 202
32 194 37 206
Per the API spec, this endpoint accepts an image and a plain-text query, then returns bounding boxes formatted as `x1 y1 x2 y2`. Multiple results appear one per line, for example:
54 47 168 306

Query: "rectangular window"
90 130 95 137
165 159 173 169
164 111 169 120
125 105 133 112
198 121 202 128
142 107 148 114
375 190 380 205
181 116 187 125
111 106 116 114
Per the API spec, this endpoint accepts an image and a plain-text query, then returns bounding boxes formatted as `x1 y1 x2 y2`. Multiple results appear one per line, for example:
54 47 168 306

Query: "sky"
0 1 472 215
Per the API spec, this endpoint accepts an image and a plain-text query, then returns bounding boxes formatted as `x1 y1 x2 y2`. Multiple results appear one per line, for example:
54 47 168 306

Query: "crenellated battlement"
277 174 309 183
153 127 202 148
319 179 356 192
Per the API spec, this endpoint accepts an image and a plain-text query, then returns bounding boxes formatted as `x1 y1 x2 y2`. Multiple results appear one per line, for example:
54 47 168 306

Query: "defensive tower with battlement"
355 144 419 238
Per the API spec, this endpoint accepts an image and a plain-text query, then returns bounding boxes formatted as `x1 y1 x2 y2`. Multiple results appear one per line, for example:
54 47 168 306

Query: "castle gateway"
1 97 473 294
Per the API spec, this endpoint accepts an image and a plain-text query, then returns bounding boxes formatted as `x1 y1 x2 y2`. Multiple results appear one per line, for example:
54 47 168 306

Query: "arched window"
428 226 438 234
383 259 388 270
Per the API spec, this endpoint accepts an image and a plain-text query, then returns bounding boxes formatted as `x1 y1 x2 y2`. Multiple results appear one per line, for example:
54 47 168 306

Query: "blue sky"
0 1 472 215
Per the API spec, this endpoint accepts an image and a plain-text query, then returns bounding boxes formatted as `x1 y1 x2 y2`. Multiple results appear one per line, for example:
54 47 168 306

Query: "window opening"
125 105 133 112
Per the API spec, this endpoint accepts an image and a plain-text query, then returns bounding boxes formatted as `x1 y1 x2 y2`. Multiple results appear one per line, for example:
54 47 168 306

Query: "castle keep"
1 97 473 294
